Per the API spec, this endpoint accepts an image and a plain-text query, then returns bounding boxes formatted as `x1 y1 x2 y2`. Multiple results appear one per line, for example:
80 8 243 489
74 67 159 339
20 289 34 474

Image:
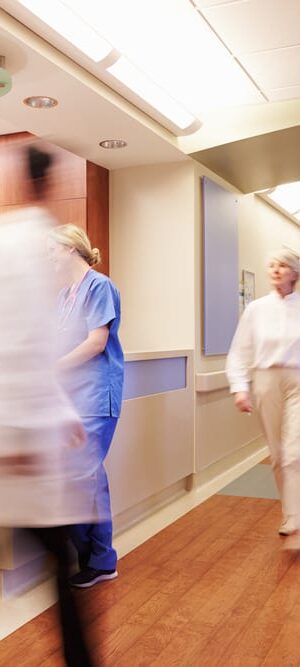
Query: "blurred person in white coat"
226 250 300 539
0 143 97 667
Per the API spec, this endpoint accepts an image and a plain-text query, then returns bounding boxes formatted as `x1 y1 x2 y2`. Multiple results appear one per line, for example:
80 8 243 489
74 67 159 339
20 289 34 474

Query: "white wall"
110 161 195 352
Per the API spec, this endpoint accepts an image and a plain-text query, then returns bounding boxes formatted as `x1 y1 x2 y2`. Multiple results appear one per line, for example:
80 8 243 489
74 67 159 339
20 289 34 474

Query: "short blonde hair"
50 224 101 267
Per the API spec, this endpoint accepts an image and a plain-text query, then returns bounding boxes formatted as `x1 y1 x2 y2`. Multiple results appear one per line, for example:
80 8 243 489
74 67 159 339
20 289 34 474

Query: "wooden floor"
1 493 300 666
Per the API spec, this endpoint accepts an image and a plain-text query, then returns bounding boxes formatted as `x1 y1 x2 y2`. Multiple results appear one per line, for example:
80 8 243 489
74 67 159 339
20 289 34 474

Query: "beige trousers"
253 368 300 527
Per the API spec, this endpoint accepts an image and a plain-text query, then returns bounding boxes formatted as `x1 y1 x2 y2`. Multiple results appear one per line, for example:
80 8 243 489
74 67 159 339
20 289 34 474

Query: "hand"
234 391 253 413
67 421 87 448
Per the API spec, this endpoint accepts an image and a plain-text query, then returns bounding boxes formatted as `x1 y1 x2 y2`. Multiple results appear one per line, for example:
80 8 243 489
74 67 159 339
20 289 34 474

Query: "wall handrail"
195 371 228 393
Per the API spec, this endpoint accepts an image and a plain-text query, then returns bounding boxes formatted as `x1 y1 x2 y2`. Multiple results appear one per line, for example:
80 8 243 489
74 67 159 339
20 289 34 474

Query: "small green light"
0 63 12 97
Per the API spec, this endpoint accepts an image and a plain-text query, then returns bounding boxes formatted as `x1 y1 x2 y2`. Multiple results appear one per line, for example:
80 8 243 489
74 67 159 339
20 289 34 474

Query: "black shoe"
70 566 118 588
78 553 90 570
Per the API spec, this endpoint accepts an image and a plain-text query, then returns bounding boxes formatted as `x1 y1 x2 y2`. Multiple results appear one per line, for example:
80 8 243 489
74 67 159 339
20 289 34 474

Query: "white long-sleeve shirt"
226 291 300 393
0 207 99 527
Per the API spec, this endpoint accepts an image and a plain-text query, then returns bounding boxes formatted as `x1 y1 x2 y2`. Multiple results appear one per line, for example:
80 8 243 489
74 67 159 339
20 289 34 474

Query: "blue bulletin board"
202 177 239 355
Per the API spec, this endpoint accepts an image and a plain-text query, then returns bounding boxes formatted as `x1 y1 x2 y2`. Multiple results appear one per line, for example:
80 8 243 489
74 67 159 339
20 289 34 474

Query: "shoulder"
241 294 270 320
87 271 119 295
249 294 273 309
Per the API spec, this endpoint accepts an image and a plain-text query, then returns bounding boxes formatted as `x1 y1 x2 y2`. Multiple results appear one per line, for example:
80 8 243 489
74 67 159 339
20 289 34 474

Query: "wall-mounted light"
0 56 12 97
23 96 58 108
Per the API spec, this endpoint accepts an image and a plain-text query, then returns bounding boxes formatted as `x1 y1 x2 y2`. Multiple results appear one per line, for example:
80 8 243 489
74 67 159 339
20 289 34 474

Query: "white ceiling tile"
196 0 300 54
240 46 300 90
266 85 300 103
193 1 242 7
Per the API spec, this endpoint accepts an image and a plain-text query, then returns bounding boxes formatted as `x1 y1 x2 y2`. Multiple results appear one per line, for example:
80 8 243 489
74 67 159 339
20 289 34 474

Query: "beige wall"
106 350 194 520
194 167 300 471
109 157 300 502
110 161 195 351
238 193 300 298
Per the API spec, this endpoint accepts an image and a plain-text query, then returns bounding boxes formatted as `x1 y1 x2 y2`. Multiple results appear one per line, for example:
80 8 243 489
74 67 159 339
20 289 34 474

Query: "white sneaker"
278 516 296 536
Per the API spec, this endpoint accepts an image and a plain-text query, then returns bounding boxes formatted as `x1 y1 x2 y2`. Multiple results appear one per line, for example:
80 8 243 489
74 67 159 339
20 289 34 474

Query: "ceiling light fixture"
266 182 300 214
258 181 300 227
23 96 58 108
99 139 127 149
107 56 198 131
16 0 113 62
13 0 265 136
0 56 12 97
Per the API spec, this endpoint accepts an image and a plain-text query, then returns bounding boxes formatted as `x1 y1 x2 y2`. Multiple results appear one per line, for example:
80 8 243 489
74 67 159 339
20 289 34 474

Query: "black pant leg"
29 526 96 667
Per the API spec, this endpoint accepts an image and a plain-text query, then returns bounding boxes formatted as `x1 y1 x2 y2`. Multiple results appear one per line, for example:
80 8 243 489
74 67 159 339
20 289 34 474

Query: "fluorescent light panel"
108 57 196 130
267 182 300 214
16 0 112 62
67 0 262 111
16 0 264 132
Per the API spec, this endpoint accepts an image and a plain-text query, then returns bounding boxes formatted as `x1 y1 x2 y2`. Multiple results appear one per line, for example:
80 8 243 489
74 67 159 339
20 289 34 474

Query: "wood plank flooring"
1 493 299 666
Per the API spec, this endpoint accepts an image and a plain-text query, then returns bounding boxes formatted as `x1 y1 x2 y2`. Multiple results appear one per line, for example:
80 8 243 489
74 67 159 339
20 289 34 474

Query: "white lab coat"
0 207 98 526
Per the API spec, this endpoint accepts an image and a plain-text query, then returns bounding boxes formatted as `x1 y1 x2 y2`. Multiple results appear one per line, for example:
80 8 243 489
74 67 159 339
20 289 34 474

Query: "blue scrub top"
57 269 124 418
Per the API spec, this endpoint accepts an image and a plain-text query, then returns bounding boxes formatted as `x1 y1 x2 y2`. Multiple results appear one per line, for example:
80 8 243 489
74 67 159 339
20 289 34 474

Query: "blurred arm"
226 305 255 409
58 326 109 371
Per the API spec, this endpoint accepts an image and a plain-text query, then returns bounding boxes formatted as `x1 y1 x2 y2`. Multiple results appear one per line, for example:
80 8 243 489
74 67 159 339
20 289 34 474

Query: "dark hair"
26 146 54 198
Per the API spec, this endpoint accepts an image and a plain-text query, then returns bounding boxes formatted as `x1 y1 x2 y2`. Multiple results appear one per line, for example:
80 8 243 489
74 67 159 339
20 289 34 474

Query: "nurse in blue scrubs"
48 224 124 588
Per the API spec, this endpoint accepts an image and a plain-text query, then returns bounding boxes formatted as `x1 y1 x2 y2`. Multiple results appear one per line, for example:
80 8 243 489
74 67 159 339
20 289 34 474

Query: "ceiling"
1 0 300 188
0 9 184 169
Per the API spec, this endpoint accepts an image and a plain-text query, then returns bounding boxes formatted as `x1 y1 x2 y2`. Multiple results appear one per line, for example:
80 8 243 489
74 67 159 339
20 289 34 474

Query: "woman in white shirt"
226 250 300 538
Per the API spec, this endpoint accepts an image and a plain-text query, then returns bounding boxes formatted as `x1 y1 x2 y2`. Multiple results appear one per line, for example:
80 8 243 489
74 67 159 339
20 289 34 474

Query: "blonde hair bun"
49 224 101 267
90 247 101 266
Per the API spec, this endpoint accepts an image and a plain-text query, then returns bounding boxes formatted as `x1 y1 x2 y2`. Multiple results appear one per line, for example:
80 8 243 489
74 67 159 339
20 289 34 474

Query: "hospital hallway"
1 458 300 666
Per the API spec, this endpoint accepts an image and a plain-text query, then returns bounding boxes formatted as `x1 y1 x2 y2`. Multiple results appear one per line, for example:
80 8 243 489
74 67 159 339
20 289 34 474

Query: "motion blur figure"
0 141 96 666
226 250 300 542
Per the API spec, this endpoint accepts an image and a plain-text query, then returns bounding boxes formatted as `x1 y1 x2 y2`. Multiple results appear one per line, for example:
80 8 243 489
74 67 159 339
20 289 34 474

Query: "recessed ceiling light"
23 96 58 109
99 139 127 149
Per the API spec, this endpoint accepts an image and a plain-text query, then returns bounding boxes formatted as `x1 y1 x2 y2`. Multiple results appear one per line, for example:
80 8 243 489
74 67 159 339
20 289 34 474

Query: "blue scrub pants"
70 416 118 571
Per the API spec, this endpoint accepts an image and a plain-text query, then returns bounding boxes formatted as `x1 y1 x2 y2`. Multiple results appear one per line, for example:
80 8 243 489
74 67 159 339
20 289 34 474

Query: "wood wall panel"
48 198 87 229
0 136 109 271
0 134 87 206
0 204 25 216
0 134 31 205
45 144 87 202
0 200 86 229
86 161 109 275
